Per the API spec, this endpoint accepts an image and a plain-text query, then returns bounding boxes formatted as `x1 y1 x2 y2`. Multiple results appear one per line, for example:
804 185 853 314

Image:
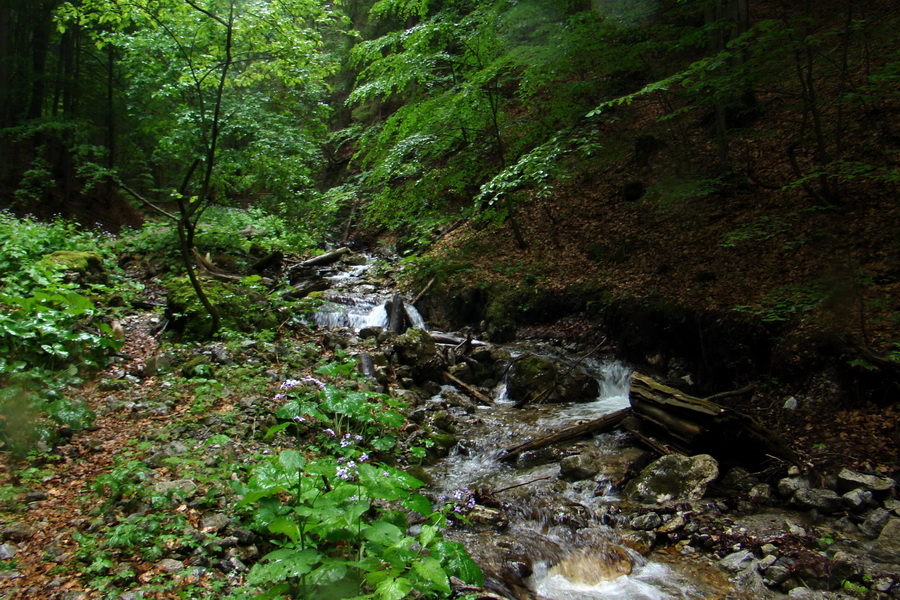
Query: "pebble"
0 544 16 560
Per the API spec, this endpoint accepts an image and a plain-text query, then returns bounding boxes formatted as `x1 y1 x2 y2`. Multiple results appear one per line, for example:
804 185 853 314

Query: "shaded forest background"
1 0 899 398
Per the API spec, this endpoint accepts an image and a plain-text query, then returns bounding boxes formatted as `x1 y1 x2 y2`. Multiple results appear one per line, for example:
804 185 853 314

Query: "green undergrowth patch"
0 211 128 456
67 337 481 600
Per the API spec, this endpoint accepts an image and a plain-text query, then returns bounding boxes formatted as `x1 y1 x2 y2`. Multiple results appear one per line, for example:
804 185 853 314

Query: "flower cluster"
274 376 327 401
439 488 477 514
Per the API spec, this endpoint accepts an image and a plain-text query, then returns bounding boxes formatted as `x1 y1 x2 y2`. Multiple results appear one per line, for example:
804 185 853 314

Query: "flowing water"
312 256 741 600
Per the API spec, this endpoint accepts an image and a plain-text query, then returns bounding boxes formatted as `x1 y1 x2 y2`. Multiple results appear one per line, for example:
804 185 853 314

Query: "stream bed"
305 255 747 600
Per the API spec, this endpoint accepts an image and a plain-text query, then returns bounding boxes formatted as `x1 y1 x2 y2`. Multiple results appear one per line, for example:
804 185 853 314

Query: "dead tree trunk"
629 372 798 469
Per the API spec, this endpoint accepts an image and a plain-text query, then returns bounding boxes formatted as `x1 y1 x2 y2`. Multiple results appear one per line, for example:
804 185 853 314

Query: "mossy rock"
41 251 108 285
165 276 277 339
507 353 600 404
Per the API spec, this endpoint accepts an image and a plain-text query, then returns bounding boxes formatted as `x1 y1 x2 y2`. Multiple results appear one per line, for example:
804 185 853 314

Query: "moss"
165 276 277 339
41 251 108 284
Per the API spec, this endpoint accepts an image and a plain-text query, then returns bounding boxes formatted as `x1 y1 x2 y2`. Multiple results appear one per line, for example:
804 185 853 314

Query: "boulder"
41 250 108 285
836 469 896 495
870 518 900 563
791 489 843 514
506 354 599 405
625 454 719 503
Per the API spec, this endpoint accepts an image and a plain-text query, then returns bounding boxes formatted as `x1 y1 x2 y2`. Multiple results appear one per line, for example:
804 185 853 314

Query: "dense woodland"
1 0 900 598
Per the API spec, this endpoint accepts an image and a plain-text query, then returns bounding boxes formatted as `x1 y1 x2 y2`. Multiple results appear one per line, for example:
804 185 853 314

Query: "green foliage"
235 359 482 599
165 276 277 340
0 212 124 376
0 377 95 456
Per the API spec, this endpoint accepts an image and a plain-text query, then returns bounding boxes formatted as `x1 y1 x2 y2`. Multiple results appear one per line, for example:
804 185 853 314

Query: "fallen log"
498 408 631 463
430 332 489 347
298 247 351 268
629 372 798 469
443 371 493 405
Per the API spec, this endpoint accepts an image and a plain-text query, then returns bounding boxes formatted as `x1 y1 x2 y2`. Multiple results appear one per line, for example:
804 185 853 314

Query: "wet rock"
157 559 185 573
829 551 862 583
791 489 843 513
777 475 810 498
657 513 685 533
764 563 791 586
719 549 755 573
24 492 48 502
870 518 900 562
559 451 605 481
42 250 107 285
625 454 719 503
836 469 896 495
394 328 438 367
201 513 231 533
152 479 198 499
216 556 248 574
860 507 891 539
358 325 383 339
1 523 34 542
618 530 656 555
749 483 774 504
630 512 662 530
842 488 874 512
467 506 507 528
506 353 599 404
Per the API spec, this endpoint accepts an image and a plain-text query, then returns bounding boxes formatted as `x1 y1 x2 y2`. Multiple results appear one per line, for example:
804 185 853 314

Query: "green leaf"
268 517 301 543
432 541 483 586
265 421 292 438
413 556 450 593
247 547 321 585
279 449 306 472
375 576 412 600
401 493 432 516
362 520 403 546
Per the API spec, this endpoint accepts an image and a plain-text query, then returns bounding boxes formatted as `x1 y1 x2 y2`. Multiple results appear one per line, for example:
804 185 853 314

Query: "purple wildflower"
358 453 369 463
281 379 301 390
323 428 336 437
301 376 326 389
274 393 286 401
292 416 305 423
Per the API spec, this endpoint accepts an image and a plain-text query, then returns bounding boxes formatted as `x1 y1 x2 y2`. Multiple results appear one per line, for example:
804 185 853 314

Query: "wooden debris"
629 372 798 468
443 371 493 405
498 408 631 463
298 246 351 268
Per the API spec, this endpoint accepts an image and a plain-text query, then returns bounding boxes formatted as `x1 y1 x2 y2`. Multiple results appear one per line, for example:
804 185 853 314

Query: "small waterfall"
309 256 426 332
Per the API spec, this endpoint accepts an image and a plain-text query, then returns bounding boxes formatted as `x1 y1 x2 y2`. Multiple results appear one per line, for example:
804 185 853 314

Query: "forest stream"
307 255 744 600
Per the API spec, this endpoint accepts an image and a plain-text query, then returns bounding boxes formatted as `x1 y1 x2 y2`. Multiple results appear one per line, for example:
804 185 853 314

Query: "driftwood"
629 372 798 468
412 277 435 306
443 371 493 405
431 332 489 347
298 247 351 268
282 279 329 300
498 408 631 463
